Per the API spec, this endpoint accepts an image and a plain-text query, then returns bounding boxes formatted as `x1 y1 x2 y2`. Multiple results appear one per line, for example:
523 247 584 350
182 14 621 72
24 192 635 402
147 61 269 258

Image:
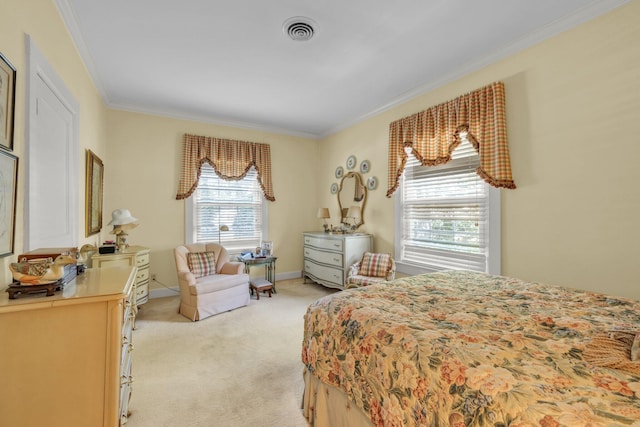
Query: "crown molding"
107 102 322 140
321 0 629 138
55 0 628 140
54 0 110 103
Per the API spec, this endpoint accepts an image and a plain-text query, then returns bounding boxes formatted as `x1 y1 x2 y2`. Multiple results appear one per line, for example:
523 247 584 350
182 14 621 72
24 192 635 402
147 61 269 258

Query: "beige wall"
0 0 108 284
320 1 640 299
105 110 318 291
2 0 638 300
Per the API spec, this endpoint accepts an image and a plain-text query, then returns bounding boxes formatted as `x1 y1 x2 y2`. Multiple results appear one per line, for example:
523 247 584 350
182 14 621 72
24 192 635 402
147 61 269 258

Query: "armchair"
174 243 250 321
345 252 396 289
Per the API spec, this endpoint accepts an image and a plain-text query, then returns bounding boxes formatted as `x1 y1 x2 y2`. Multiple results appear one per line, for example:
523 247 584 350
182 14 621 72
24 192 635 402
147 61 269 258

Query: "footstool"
249 279 273 300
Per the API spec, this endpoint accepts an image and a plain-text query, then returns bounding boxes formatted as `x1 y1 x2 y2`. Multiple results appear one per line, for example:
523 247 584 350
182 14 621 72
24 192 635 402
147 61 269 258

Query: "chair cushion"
347 275 388 288
187 251 217 278
357 253 392 278
191 273 249 295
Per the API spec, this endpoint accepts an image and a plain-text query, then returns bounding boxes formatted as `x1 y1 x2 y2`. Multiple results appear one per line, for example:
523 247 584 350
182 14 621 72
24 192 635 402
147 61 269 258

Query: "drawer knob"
334 244 340 248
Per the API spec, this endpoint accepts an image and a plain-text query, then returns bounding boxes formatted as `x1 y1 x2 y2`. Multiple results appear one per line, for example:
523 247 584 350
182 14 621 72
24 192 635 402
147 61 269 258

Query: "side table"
243 256 278 293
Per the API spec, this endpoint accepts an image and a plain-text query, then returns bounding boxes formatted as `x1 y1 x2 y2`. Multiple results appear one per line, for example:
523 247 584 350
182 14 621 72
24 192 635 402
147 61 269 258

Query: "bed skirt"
302 369 373 427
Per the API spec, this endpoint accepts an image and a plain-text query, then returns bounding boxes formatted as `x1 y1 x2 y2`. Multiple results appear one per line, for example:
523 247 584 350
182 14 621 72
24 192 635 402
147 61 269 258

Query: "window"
186 163 267 254
394 139 500 275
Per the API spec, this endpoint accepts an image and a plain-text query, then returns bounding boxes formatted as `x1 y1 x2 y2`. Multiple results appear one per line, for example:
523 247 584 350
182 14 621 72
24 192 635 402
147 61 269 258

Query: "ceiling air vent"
283 17 317 42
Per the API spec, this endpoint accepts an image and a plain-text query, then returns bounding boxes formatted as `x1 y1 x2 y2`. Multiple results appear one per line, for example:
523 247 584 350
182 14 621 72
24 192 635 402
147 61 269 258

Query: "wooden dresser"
91 245 150 306
0 266 137 427
302 232 372 290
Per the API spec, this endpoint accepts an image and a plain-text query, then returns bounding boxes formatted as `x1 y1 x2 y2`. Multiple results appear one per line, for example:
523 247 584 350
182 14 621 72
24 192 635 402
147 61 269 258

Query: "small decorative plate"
335 166 344 179
346 155 357 170
367 176 378 190
360 160 370 174
330 183 338 194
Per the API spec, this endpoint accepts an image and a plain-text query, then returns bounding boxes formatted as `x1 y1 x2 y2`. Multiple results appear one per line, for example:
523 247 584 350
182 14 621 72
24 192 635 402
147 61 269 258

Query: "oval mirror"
337 171 367 228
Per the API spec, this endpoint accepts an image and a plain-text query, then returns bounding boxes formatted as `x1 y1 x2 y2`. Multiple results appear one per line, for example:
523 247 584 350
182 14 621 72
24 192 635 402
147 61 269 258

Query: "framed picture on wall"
85 150 104 236
0 52 16 151
0 150 18 257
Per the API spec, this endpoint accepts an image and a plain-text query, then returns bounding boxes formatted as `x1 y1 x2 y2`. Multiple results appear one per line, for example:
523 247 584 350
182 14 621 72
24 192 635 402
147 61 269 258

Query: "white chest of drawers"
302 232 372 290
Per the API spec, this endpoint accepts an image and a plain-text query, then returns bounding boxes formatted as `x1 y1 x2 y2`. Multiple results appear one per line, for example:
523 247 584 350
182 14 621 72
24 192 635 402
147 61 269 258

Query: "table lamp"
317 208 330 232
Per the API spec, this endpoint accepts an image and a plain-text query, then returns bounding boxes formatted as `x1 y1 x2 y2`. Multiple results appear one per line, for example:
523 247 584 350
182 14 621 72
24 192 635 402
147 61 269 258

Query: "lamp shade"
317 208 330 219
219 225 229 231
108 208 138 225
347 206 361 219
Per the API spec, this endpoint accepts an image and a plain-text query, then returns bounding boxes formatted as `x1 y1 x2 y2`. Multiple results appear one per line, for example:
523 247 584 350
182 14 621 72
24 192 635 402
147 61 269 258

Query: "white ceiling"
57 0 626 138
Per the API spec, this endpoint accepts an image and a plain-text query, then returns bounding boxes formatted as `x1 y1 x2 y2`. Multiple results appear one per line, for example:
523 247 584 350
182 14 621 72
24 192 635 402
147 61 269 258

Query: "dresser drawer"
304 246 343 267
121 322 133 369
95 257 134 269
136 267 149 282
136 253 150 268
304 260 343 287
119 354 133 426
135 281 149 305
304 235 343 252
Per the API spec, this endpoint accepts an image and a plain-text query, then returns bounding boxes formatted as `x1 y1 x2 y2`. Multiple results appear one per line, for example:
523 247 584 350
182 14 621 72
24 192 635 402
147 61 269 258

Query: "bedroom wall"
320 1 640 299
0 0 109 285
3 0 637 301
105 110 319 293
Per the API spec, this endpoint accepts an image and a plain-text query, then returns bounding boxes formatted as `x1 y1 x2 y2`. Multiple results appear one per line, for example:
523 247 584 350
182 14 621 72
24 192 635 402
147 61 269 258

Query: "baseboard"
276 270 302 281
149 287 180 299
148 270 302 299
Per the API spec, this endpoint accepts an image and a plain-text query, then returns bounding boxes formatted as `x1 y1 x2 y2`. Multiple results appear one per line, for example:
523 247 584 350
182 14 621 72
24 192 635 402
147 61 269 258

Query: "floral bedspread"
301 271 640 426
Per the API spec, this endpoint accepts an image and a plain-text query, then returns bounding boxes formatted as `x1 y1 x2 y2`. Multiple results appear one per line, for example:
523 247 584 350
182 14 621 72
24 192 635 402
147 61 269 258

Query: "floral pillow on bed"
187 251 217 278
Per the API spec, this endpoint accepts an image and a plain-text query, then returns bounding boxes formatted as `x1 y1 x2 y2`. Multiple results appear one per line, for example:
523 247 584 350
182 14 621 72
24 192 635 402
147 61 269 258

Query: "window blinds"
400 140 490 272
194 164 263 252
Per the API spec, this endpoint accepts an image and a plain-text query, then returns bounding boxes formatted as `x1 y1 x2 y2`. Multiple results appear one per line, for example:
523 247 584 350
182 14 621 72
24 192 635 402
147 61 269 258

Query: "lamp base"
116 233 128 251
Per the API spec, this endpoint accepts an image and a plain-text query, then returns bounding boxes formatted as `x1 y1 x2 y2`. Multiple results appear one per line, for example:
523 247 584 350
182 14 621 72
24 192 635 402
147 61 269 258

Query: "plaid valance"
386 81 516 197
175 133 275 201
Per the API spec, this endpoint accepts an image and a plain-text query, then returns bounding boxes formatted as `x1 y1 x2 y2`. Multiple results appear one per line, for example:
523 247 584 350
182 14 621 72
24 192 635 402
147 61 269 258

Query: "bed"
301 270 640 426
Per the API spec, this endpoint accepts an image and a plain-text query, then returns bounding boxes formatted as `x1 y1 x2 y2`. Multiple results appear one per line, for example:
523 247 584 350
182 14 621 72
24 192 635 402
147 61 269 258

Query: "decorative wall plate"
346 155 357 170
360 160 370 174
367 176 378 190
335 166 344 179
330 183 338 194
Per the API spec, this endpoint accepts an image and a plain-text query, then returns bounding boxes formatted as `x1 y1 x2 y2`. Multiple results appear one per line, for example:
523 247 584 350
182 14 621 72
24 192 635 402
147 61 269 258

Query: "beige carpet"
126 278 336 427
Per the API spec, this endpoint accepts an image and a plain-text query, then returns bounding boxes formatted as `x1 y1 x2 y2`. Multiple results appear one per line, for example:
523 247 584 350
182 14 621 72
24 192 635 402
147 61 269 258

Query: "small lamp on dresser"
317 208 331 232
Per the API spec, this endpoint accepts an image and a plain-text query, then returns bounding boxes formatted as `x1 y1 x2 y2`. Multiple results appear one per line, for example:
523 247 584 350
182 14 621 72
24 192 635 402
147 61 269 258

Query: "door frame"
24 35 79 251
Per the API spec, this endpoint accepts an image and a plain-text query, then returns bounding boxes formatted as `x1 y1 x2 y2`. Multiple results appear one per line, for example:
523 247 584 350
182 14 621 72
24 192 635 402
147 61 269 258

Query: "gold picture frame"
0 52 16 151
85 149 103 236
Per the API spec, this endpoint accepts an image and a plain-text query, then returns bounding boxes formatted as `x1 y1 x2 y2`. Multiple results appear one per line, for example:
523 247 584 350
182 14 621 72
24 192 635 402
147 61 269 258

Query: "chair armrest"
177 270 196 286
386 259 396 281
220 261 245 275
347 262 361 279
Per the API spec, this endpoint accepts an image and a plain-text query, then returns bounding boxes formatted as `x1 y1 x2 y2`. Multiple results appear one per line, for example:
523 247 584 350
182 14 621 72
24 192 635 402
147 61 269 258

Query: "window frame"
394 151 500 276
185 165 268 256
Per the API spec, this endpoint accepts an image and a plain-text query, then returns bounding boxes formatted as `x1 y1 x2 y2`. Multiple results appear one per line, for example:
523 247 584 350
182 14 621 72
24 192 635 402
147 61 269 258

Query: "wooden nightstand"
91 245 150 307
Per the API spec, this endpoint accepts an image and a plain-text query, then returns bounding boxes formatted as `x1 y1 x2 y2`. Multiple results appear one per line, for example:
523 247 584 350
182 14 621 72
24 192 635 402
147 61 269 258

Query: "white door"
25 37 79 250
